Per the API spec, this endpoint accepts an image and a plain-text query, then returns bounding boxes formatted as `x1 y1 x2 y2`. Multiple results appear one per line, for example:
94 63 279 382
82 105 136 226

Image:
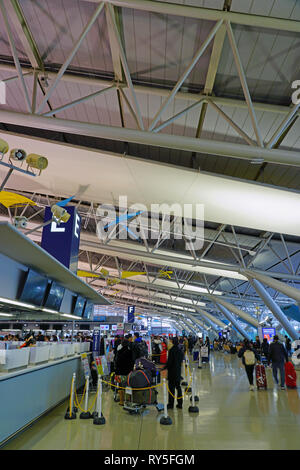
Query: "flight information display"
44 281 65 311
73 295 86 317
83 300 94 320
20 269 48 306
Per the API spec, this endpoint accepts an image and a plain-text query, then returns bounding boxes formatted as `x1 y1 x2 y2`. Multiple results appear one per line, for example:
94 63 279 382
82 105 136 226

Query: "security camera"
26 154 48 175
51 204 70 224
14 216 28 229
0 138 9 160
9 148 27 162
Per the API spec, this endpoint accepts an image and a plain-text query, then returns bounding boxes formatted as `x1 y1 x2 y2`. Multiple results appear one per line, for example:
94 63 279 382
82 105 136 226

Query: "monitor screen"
262 327 276 343
73 295 85 317
44 281 65 311
20 269 48 306
83 300 94 320
78 323 90 330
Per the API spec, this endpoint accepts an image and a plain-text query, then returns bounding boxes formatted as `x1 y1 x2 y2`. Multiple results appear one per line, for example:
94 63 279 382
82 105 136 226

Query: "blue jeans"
272 361 285 387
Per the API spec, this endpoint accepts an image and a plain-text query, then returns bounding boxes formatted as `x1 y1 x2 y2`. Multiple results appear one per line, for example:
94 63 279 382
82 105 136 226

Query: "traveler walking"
238 340 260 391
268 335 288 390
163 337 184 409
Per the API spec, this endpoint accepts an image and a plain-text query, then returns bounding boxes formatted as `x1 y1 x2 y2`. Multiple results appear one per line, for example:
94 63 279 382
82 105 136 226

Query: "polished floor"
3 352 300 450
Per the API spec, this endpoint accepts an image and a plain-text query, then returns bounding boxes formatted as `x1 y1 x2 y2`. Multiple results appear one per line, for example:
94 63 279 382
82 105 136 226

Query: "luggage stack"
123 358 160 414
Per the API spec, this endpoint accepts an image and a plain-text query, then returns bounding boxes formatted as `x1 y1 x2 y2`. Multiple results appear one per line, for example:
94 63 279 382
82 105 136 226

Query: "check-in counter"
49 343 65 360
0 354 87 447
74 342 90 354
63 343 75 356
0 348 30 372
29 346 51 365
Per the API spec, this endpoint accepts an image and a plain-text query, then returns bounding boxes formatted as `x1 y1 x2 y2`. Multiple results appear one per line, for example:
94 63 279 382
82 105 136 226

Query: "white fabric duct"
1 132 300 236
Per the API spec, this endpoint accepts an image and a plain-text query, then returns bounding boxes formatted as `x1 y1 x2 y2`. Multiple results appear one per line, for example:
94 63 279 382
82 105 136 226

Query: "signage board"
41 206 81 273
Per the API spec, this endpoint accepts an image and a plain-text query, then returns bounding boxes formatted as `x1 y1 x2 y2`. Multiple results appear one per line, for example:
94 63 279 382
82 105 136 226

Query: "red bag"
285 361 297 389
256 364 267 389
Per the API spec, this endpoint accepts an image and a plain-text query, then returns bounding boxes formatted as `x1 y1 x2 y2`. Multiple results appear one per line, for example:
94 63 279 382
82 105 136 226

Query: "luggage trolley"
123 358 163 414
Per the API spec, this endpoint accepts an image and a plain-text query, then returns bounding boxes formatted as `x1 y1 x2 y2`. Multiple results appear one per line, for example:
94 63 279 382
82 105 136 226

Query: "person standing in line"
268 335 288 390
285 336 292 358
163 336 184 410
160 338 168 364
238 339 260 391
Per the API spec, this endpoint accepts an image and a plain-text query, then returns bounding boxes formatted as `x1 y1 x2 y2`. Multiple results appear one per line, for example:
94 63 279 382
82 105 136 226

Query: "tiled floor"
3 352 300 450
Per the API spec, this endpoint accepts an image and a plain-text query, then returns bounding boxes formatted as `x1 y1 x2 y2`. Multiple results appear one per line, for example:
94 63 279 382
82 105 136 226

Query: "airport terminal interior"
0 0 300 453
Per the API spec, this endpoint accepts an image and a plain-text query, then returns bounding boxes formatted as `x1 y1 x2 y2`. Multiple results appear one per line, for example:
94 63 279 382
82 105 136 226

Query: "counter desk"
0 352 89 446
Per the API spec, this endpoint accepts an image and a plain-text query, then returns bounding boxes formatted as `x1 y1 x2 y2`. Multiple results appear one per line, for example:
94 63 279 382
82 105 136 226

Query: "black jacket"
268 341 288 364
115 346 134 376
164 345 183 382
261 340 269 357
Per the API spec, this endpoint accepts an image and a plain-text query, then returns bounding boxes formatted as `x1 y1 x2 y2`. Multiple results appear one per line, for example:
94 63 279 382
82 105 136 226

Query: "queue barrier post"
188 369 199 413
160 378 172 425
181 354 188 386
93 374 106 425
198 352 202 369
65 372 77 420
80 376 92 419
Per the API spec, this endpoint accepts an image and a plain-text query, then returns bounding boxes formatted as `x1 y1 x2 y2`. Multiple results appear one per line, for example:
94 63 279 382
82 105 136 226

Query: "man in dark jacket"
163 337 184 409
268 335 288 390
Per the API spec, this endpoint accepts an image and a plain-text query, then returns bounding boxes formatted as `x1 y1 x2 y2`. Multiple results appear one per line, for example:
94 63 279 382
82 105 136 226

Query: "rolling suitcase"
285 361 297 389
256 364 267 389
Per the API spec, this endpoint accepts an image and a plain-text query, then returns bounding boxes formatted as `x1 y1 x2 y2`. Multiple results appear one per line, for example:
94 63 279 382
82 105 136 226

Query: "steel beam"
242 269 300 305
248 278 298 340
215 303 250 340
93 0 300 34
197 307 228 329
36 2 105 114
0 63 293 115
210 296 259 327
148 19 223 131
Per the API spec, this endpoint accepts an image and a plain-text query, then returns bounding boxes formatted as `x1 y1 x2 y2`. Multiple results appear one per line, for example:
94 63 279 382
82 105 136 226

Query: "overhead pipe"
2 109 300 166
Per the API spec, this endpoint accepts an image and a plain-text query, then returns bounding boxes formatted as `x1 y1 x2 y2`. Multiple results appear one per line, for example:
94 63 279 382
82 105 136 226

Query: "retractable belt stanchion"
93 375 106 425
80 376 92 419
160 378 172 425
198 351 202 369
181 353 188 386
185 355 192 393
65 373 77 420
188 369 199 413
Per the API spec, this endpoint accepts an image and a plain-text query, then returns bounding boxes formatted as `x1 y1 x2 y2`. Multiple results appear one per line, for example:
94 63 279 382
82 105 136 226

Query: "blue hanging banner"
128 306 135 323
41 206 81 273
92 328 101 358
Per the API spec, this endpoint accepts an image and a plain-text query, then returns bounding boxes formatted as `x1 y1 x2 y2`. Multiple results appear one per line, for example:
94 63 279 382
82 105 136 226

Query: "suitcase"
125 388 158 405
256 364 267 389
285 361 297 389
